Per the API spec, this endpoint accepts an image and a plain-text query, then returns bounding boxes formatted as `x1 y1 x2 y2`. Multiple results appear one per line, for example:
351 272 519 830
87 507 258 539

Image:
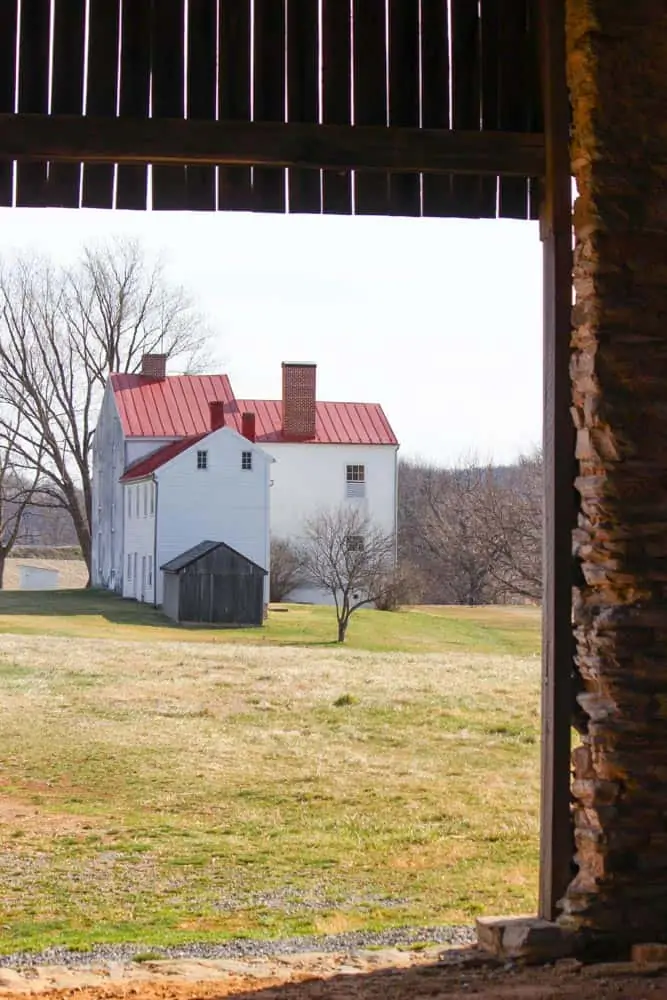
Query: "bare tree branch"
0 239 215 581
300 506 395 641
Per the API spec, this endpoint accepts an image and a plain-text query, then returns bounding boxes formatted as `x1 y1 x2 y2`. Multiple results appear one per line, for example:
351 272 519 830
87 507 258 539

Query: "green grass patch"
0 588 540 655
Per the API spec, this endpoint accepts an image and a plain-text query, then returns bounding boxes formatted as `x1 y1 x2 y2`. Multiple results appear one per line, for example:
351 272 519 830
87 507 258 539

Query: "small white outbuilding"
19 565 60 590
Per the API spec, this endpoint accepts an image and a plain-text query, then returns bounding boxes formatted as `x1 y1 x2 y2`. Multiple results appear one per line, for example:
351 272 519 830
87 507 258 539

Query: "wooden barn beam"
538 0 575 922
0 114 545 177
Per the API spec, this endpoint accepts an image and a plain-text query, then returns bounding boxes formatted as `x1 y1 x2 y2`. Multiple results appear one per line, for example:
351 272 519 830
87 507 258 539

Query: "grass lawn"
0 592 541 955
0 588 540 656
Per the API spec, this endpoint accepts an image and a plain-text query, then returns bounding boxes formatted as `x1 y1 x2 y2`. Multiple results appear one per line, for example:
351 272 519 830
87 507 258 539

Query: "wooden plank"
0 116 546 176
287 0 321 214
538 0 574 923
117 0 150 210
82 0 120 208
387 0 420 216
450 0 483 217
353 0 389 215
0 1 18 205
253 0 286 213
16 0 50 207
498 0 531 218
421 0 451 217
479 0 500 217
48 0 86 207
321 0 352 214
218 0 252 211
151 0 187 210
186 0 216 211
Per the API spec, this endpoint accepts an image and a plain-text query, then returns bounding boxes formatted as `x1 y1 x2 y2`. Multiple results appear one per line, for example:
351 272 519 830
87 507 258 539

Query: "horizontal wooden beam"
0 115 545 177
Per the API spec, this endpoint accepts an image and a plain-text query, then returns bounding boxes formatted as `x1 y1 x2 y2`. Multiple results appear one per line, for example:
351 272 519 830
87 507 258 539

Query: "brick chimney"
241 411 256 442
282 363 316 439
209 401 226 430
141 353 167 380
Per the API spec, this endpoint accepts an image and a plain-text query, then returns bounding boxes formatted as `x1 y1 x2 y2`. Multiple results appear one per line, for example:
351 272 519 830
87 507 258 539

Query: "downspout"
393 445 399 568
153 475 159 608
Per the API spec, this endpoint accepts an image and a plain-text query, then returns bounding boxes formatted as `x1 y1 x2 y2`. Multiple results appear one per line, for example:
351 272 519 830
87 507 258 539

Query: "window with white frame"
127 489 132 519
147 555 153 587
346 534 365 553
127 553 133 581
143 483 147 516
241 450 252 471
149 482 155 515
346 464 366 498
197 450 208 470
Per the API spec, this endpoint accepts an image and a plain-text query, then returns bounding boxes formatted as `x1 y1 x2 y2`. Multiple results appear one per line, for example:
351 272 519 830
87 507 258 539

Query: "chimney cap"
282 361 316 368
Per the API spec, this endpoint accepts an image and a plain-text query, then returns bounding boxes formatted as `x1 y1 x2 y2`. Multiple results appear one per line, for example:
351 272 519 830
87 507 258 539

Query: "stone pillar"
564 1 667 947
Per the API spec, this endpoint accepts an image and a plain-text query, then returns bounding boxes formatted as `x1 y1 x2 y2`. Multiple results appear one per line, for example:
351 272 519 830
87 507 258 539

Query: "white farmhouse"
92 354 398 605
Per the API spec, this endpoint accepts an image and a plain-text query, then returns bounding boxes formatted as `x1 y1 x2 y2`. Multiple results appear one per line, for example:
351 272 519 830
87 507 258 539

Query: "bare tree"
300 506 395 642
269 537 304 603
476 450 542 601
0 419 42 587
0 239 213 582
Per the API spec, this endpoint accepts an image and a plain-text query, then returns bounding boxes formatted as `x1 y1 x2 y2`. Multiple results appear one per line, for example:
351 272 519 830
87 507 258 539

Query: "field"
0 590 541 956
3 558 88 591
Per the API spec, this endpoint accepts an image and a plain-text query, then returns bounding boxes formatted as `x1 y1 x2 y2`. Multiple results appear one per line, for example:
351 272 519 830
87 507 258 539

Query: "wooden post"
538 0 575 921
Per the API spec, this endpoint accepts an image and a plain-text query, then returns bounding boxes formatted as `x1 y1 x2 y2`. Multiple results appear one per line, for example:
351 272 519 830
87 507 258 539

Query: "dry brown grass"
0 629 540 954
3 558 88 590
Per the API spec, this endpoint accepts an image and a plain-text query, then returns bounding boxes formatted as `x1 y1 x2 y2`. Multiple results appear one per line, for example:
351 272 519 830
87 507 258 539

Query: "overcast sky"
0 207 542 467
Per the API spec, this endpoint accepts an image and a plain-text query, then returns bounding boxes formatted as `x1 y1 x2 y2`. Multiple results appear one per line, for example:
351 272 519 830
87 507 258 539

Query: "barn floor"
2 946 667 1000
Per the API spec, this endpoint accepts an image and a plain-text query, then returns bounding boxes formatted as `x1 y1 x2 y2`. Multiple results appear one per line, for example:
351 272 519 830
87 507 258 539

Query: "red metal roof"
110 373 236 438
109 373 397 447
236 400 398 446
120 436 207 482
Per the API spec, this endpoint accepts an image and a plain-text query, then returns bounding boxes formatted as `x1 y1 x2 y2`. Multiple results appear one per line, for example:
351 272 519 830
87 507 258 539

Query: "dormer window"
197 450 208 470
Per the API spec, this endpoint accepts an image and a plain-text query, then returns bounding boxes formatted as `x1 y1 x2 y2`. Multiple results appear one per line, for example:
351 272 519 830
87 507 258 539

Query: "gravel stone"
2 925 476 970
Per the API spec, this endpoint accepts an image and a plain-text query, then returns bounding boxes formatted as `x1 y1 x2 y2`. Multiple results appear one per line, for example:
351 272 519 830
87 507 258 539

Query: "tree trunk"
564 0 667 949
337 617 348 643
0 551 6 589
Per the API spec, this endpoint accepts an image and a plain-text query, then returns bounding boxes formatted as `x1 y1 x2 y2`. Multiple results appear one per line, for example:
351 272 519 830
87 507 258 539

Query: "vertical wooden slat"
421 0 451 218
479 0 500 218
16 0 50 207
0 1 18 205
151 0 187 210
253 0 286 213
219 0 252 211
539 0 574 922
498 0 530 219
287 0 321 214
353 0 389 215
83 0 120 208
117 0 150 210
321 0 352 215
49 0 86 207
388 0 420 216
527 0 544 221
187 0 217 211
450 0 483 217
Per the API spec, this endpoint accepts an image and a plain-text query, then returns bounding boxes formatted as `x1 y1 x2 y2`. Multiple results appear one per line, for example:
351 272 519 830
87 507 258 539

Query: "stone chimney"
209 401 226 430
281 363 316 439
141 353 167 380
242 411 256 442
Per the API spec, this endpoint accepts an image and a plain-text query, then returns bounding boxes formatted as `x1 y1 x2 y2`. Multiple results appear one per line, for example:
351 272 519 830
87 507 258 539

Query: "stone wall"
564 0 667 946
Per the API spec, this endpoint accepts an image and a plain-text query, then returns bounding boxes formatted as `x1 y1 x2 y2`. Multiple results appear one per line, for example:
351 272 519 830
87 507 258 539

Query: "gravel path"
2 926 476 970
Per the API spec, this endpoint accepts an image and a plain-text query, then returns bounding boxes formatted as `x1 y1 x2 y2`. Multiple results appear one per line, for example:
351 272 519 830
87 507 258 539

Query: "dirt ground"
3 947 667 1000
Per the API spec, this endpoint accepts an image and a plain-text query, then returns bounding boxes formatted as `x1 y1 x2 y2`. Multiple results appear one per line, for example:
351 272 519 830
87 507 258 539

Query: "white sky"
0 207 542 467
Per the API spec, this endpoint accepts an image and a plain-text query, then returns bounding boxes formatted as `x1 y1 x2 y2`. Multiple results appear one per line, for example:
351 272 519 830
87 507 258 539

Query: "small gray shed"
161 541 266 626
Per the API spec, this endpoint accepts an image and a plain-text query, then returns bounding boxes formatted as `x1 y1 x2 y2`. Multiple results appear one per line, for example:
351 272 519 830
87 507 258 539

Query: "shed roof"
161 540 267 575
